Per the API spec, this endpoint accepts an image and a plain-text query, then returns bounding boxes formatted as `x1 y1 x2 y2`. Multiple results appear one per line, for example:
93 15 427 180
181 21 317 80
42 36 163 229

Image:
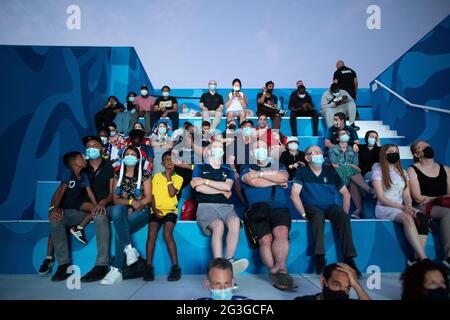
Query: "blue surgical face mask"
210 287 233 300
332 91 340 97
123 155 138 167
110 131 117 137
367 137 376 147
243 127 253 137
209 84 217 91
340 134 350 143
159 127 167 135
211 148 224 160
128 96 135 103
183 107 190 114
311 154 324 167
86 148 101 160
162 91 169 97
255 148 268 161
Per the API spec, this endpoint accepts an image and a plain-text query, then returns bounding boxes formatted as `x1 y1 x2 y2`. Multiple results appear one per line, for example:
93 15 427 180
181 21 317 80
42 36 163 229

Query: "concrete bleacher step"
176 117 406 139
0 219 444 275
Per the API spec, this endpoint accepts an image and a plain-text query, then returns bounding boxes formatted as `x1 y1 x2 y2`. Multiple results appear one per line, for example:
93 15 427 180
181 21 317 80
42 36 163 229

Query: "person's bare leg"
349 182 362 212
163 222 179 266
259 234 275 271
350 174 371 192
209 219 224 258
394 212 427 260
271 226 290 273
239 111 246 122
226 111 233 123
146 222 160 265
224 216 240 258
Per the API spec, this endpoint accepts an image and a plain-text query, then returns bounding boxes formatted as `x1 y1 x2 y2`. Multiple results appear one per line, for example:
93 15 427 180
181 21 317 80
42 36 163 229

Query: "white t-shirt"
227 92 245 112
372 163 408 205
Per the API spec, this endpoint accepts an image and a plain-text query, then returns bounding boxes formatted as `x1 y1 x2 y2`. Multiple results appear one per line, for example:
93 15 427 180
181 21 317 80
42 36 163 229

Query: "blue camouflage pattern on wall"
371 14 450 164
0 220 443 274
0 45 152 220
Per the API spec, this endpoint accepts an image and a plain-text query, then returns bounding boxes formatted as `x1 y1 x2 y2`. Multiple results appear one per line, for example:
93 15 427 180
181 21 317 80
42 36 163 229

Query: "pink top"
134 95 155 112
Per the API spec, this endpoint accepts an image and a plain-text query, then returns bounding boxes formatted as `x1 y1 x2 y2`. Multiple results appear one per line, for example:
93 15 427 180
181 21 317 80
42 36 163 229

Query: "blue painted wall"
0 45 152 220
370 15 450 164
0 220 444 275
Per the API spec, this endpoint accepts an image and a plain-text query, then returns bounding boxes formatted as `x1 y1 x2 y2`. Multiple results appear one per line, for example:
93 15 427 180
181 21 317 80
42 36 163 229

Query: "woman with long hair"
101 145 152 285
372 144 429 265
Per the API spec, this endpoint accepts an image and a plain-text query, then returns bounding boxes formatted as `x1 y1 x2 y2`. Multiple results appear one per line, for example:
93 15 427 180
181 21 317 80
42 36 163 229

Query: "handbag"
243 186 276 249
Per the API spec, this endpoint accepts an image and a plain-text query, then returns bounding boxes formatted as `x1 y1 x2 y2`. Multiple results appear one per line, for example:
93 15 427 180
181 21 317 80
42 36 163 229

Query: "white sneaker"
351 209 361 219
229 258 249 276
124 245 139 266
100 267 123 285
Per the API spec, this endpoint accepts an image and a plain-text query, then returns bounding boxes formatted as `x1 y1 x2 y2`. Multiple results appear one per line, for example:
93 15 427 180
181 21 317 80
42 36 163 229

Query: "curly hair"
400 260 449 300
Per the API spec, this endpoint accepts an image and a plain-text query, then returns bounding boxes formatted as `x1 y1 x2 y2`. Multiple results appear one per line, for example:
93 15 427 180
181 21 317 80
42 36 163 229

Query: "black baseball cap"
239 119 254 128
82 135 102 146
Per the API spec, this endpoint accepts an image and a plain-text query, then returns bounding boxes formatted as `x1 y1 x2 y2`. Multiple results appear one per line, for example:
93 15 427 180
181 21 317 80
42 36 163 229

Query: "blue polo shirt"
293 165 344 208
240 163 288 208
192 163 235 204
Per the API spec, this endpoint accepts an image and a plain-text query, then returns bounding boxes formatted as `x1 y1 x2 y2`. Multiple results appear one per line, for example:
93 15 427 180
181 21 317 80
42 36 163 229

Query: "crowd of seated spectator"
41 61 450 300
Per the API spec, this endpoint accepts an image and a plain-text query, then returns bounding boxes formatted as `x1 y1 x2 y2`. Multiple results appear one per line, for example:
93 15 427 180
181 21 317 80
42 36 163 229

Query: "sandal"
269 272 297 291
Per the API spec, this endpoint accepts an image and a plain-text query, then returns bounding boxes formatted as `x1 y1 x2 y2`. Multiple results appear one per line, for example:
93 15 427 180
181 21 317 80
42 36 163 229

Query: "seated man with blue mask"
191 141 249 281
240 140 296 291
290 145 361 276
194 258 251 300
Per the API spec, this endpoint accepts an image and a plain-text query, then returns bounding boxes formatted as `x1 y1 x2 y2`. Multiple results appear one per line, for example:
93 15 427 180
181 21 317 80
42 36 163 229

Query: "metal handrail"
373 80 450 115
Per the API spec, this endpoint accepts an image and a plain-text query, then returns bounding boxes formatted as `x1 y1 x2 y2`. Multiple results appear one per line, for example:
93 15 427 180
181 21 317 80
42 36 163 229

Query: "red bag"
425 196 450 233
180 198 197 221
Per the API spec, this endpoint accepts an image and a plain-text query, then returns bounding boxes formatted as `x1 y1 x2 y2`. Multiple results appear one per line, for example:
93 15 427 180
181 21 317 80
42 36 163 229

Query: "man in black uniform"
333 60 358 101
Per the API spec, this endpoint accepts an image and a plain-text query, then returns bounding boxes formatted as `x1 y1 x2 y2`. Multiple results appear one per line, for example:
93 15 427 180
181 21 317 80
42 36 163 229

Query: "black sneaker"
38 256 54 275
350 123 360 131
143 264 155 282
407 258 420 267
344 257 362 277
51 263 71 282
81 265 109 282
316 255 326 275
442 258 450 271
168 265 182 281
123 257 146 279
70 226 88 245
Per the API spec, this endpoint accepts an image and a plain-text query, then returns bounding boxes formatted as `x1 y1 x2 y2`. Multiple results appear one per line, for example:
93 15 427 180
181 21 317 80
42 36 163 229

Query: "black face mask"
228 124 236 130
427 288 450 300
386 153 400 164
266 88 273 94
323 285 349 300
422 146 435 159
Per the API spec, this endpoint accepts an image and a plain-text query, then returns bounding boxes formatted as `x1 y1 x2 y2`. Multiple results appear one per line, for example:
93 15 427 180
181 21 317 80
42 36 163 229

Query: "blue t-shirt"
293 165 344 208
60 169 90 209
192 163 235 204
240 162 288 208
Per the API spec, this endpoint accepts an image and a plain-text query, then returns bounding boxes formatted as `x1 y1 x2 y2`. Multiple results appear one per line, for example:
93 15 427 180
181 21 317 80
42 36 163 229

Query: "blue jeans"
109 205 149 269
